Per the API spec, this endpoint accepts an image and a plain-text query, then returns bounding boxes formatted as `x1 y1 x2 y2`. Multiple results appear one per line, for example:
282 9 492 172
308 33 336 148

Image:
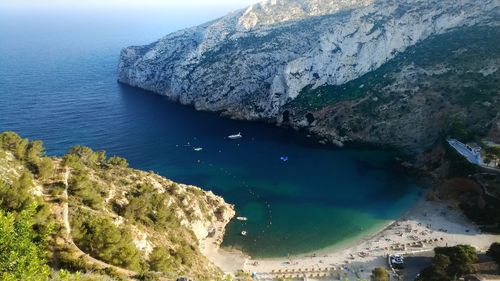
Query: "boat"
280 156 289 162
228 132 242 139
193 147 203 151
236 217 248 221
241 230 247 236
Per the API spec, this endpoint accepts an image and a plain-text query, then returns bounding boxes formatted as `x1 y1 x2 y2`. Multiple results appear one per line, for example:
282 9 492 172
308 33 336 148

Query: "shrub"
417 245 478 280
0 131 29 160
68 171 103 209
71 210 141 271
37 157 54 179
123 184 175 228
148 247 179 272
67 146 106 167
0 204 51 281
371 267 389 281
435 244 477 277
487 242 500 267
107 157 128 168
0 171 34 212
26 140 45 164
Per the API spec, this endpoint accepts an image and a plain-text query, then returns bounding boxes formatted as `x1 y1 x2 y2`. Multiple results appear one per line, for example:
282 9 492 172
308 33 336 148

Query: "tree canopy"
371 267 389 281
417 245 478 281
0 205 51 281
487 242 500 267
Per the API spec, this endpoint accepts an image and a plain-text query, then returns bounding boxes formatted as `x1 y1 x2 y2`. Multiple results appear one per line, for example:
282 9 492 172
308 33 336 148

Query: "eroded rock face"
118 0 499 150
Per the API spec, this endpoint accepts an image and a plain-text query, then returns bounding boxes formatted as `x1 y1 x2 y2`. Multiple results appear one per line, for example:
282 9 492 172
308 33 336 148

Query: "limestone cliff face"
118 0 499 151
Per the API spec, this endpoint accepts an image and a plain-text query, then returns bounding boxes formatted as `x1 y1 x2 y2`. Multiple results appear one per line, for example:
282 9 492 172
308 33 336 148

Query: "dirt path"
54 167 138 278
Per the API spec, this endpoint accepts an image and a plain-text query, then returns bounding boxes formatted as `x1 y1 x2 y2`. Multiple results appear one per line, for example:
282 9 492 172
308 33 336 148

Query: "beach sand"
202 198 500 280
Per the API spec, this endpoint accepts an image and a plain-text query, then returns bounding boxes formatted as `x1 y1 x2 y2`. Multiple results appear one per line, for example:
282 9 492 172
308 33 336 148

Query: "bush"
435 244 477 277
446 120 473 142
67 146 106 167
37 157 54 179
63 154 83 170
0 171 34 212
107 157 128 168
68 170 103 209
487 242 500 267
26 140 45 164
0 204 51 281
0 131 29 160
371 267 389 281
148 247 179 272
71 210 141 271
123 184 175 228
417 245 478 280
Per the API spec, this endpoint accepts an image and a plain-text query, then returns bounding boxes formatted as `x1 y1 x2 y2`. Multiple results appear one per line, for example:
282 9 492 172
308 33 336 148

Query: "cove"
0 11 420 258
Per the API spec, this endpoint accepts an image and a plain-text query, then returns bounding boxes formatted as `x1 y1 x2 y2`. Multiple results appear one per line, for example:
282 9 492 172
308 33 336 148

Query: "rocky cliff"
118 0 500 152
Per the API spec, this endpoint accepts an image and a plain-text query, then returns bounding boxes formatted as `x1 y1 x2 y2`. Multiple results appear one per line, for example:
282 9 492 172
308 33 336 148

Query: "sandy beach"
202 198 500 280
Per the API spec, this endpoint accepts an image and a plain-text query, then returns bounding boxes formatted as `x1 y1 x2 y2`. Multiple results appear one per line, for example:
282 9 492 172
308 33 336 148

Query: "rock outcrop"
118 0 500 152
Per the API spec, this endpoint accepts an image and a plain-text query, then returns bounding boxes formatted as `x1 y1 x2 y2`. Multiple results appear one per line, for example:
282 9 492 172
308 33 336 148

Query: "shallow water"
0 11 420 257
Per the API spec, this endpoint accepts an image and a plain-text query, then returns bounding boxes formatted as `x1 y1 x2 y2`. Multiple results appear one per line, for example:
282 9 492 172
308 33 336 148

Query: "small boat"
280 156 289 162
241 230 247 236
236 217 248 221
228 132 242 139
193 147 203 151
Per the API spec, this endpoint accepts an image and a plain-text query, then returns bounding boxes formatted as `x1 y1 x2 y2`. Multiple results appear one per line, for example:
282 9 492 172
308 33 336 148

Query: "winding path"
57 167 138 277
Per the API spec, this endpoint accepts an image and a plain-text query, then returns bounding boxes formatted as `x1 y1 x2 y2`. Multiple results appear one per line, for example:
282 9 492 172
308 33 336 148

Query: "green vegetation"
0 171 35 212
0 132 229 280
0 132 55 180
484 146 500 159
286 26 499 148
443 143 480 178
487 242 500 267
148 247 178 272
120 183 177 229
460 194 500 233
107 156 128 168
67 169 104 209
71 209 141 271
417 245 478 281
0 132 54 281
446 121 474 143
0 205 51 281
370 267 389 281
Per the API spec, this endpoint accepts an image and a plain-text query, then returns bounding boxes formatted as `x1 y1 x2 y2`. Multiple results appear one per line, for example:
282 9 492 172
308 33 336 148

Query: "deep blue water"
0 11 420 257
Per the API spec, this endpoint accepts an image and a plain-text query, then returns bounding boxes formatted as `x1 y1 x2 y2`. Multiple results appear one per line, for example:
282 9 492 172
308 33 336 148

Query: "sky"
1 0 258 11
0 0 260 46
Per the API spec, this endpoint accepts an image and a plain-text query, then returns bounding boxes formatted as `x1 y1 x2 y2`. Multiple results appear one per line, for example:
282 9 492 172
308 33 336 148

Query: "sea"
0 8 420 257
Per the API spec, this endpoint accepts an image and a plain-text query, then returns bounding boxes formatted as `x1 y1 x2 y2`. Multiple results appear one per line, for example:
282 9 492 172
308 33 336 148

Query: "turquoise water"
0 11 420 257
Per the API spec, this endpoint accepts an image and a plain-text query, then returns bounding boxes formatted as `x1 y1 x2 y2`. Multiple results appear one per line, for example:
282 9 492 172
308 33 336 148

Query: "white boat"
193 147 203 151
236 217 248 221
241 231 247 236
228 132 242 139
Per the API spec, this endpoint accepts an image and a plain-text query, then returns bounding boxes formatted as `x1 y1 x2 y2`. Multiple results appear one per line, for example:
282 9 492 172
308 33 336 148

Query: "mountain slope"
118 0 500 152
285 25 500 151
0 132 234 281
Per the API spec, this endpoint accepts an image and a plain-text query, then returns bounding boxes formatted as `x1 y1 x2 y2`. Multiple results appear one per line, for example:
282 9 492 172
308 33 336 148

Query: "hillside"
0 131 235 281
284 25 500 151
118 0 499 152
